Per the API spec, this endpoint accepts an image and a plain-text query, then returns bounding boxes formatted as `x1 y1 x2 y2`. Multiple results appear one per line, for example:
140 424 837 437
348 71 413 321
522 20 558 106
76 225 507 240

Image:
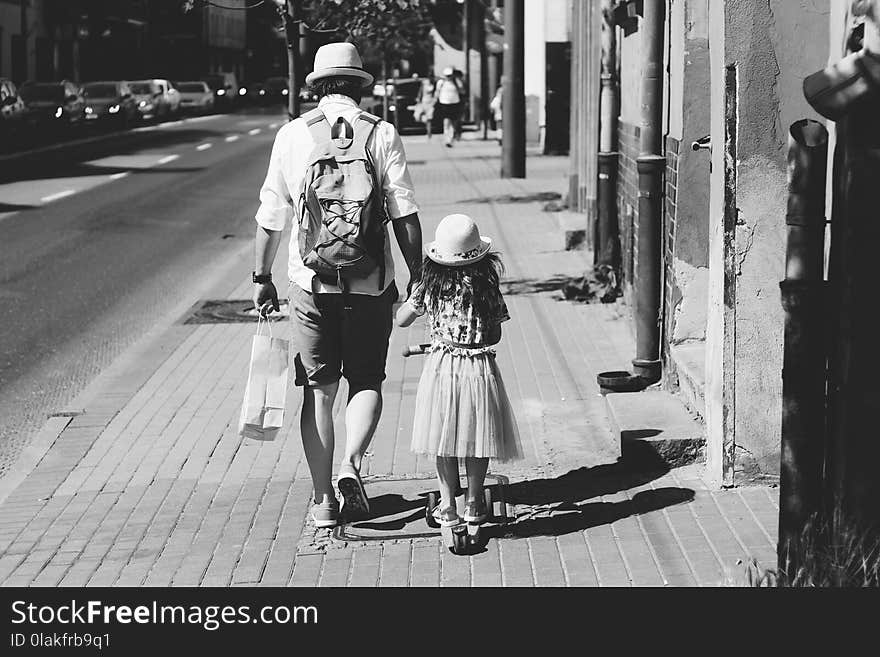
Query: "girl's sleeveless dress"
408 281 524 462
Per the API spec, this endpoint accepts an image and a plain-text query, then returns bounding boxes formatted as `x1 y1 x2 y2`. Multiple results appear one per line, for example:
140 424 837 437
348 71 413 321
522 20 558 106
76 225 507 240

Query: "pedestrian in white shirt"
434 66 464 147
252 42 423 528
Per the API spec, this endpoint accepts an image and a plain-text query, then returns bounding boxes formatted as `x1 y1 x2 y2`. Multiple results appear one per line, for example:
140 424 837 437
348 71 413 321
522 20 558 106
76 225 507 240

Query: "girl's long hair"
419 252 504 319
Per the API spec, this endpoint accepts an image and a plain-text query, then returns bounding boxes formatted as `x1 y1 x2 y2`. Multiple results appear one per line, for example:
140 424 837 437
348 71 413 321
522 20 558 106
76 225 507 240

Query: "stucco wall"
668 0 711 346
716 0 829 482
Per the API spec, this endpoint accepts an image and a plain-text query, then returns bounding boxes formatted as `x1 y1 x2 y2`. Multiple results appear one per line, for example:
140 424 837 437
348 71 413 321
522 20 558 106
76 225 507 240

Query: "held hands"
253 282 279 317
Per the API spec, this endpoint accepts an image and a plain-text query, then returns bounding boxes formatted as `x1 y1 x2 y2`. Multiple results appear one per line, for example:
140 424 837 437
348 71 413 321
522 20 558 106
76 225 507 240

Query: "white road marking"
268 122 280 129
41 189 76 203
157 155 179 165
184 115 221 124
109 172 130 180
225 135 239 142
248 128 261 136
196 143 212 151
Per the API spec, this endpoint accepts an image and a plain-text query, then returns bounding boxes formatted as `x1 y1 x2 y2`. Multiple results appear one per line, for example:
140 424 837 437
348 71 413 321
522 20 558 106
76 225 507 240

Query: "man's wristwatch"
252 272 273 285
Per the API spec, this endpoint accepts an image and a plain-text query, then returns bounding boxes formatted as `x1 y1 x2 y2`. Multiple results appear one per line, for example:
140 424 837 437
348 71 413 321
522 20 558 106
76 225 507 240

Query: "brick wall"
617 121 640 289
663 136 680 366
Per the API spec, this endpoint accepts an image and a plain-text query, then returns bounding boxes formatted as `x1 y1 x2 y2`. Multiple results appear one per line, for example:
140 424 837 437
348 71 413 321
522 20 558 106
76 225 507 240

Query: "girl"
396 213 523 527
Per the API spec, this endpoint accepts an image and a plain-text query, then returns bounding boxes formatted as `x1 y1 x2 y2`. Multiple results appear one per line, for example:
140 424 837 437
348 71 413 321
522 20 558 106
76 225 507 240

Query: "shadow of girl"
486 458 695 539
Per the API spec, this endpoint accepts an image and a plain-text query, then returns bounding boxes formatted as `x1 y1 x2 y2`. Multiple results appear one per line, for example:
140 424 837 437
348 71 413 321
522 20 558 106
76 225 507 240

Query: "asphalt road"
0 108 292 478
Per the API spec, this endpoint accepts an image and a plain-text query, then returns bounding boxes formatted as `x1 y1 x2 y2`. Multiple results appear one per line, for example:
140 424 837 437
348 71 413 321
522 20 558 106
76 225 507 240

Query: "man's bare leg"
341 383 383 471
300 381 339 503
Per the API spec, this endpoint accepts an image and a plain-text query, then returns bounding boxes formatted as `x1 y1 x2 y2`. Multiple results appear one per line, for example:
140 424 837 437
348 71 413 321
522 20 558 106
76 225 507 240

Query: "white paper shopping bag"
238 315 289 441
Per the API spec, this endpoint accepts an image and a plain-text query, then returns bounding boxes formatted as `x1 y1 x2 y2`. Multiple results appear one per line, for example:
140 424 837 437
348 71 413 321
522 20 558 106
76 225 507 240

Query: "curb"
0 416 71 506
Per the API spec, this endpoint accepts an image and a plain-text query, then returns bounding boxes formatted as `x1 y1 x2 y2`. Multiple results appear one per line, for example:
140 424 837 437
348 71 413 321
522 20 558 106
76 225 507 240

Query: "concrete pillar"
566 1 600 220
706 0 829 487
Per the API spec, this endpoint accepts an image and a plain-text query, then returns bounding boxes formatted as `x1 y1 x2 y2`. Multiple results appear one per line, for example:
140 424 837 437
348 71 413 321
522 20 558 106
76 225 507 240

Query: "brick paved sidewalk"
0 136 779 587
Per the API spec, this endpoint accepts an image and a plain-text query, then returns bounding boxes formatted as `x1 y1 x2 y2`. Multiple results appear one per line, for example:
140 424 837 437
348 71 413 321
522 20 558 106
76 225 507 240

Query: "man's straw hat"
306 42 374 87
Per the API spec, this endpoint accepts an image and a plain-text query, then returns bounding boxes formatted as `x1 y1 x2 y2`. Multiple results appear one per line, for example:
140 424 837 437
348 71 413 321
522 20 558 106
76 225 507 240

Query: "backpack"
296 108 387 299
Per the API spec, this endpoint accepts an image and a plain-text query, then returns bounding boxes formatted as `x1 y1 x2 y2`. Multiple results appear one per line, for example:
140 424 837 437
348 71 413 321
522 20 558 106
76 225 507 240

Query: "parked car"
155 79 181 116
264 76 289 105
175 80 214 114
201 72 239 110
370 76 427 133
128 80 163 121
0 78 28 144
81 80 138 129
129 79 179 121
19 80 86 131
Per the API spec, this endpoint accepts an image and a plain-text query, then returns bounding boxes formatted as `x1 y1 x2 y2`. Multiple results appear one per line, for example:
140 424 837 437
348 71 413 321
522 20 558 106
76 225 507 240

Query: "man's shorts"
289 282 398 388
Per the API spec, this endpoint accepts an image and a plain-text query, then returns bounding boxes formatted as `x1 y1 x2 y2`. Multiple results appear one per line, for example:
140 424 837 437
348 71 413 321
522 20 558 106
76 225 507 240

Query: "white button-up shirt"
255 94 419 295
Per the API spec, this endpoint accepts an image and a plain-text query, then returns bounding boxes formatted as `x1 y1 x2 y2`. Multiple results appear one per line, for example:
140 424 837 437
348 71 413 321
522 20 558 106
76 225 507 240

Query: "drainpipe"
597 0 665 394
632 0 666 386
777 119 828 579
596 0 620 272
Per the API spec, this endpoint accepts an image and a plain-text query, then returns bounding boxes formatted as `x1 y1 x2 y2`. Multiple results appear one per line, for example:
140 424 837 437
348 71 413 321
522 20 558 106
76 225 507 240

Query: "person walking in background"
396 213 523 528
434 66 464 147
253 42 423 529
489 79 503 145
414 74 437 140
453 68 466 141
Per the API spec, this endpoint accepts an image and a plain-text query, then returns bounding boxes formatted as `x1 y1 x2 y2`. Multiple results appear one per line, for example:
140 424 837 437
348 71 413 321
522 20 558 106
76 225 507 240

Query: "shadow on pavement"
0 202 39 213
501 275 570 297
457 191 563 204
337 453 694 546
0 128 236 185
486 456 695 540
343 493 426 531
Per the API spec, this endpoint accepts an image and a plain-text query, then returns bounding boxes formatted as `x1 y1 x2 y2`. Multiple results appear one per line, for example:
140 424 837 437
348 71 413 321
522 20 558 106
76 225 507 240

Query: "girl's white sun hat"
426 214 492 266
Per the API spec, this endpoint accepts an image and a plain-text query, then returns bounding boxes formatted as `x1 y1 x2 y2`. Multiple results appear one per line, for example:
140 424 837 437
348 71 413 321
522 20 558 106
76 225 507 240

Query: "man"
252 42 423 528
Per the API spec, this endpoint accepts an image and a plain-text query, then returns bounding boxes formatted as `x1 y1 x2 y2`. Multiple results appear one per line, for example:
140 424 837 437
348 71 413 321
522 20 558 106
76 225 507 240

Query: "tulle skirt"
410 344 524 462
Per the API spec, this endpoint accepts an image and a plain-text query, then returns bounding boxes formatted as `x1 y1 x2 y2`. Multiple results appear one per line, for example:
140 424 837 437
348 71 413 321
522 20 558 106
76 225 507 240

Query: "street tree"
302 0 434 73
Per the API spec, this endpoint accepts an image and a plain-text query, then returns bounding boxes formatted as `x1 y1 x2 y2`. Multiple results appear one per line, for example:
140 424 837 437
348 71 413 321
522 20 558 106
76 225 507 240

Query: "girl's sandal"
432 504 463 528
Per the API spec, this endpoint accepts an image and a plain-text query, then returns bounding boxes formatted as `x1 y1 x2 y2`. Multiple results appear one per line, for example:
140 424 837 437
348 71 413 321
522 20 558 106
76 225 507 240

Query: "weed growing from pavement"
734 511 880 587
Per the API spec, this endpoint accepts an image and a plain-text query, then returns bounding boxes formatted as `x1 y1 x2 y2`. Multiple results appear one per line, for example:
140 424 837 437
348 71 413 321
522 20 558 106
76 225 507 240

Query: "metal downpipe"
632 0 665 385
596 0 620 271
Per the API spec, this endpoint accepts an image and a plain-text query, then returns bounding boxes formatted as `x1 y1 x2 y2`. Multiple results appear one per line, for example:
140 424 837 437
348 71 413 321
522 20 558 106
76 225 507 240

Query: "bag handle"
256 310 274 338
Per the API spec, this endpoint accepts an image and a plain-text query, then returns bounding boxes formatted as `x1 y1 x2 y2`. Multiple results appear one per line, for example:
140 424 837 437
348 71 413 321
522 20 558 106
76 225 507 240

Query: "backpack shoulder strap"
302 107 325 126
303 108 331 144
352 112 381 151
357 111 380 126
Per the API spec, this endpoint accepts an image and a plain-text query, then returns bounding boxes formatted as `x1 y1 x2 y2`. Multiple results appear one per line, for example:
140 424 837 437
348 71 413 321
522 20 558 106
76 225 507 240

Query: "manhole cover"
333 474 509 542
180 299 290 324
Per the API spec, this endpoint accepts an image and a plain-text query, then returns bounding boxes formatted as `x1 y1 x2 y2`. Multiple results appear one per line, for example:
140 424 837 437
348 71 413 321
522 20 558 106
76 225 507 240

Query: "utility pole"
461 0 471 123
477 2 488 139
18 0 27 82
501 0 525 178
279 0 301 120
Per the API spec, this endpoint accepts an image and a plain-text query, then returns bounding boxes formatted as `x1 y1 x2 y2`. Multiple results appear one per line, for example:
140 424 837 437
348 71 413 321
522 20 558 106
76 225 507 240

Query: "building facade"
570 0 837 488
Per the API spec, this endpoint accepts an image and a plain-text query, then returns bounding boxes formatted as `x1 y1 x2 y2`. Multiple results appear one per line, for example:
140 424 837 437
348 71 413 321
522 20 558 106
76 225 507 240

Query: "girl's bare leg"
436 456 459 508
464 457 489 504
